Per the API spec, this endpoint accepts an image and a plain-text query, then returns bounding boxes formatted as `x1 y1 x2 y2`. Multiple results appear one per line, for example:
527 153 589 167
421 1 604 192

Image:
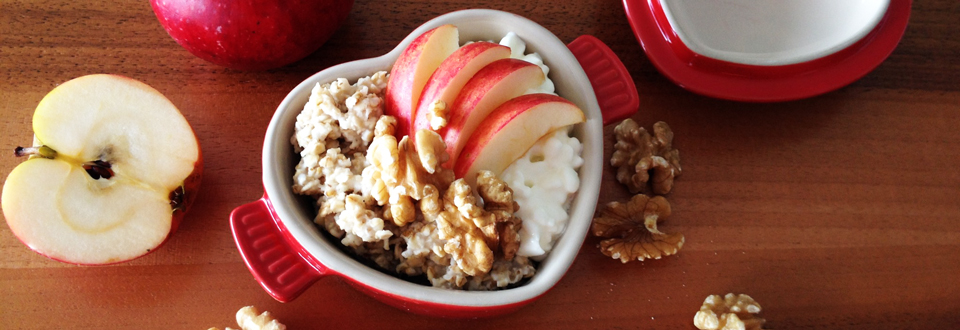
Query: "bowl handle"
230 196 325 302
567 35 639 125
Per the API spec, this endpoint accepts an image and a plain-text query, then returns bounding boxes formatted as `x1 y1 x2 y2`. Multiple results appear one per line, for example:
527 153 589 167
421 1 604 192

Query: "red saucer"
622 0 911 102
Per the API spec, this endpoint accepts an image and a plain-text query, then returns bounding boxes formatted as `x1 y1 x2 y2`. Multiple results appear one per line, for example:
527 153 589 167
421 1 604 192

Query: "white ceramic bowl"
661 0 890 66
231 9 635 317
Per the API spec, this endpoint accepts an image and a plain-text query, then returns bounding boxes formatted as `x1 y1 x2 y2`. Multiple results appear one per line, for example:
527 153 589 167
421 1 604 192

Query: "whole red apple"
150 0 354 71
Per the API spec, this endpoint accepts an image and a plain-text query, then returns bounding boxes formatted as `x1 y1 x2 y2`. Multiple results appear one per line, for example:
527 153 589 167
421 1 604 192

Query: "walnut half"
591 194 684 263
208 306 286 330
610 119 681 195
694 294 765 330
476 170 521 260
363 116 453 226
435 179 495 276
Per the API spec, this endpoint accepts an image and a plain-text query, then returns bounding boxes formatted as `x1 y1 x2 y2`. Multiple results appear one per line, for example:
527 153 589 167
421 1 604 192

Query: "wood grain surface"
2 1 959 329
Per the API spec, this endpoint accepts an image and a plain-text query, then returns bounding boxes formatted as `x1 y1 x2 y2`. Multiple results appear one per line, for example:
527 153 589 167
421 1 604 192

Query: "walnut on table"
694 294 766 330
209 306 286 330
610 119 681 195
591 194 684 263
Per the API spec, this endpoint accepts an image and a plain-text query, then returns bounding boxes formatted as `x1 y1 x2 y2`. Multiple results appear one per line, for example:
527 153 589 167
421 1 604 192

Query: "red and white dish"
622 0 911 102
230 9 637 318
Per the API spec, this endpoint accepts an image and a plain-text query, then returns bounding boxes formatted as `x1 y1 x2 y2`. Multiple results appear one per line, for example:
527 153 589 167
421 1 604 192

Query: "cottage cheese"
498 33 580 258
499 32 556 95
500 126 583 258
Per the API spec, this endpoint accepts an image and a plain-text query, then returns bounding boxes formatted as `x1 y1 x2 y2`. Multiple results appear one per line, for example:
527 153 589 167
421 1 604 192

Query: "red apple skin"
410 42 510 137
454 94 582 180
438 59 544 167
150 0 354 71
384 24 458 137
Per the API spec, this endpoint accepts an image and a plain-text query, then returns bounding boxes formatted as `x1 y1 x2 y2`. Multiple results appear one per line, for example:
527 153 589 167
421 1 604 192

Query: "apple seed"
169 185 185 212
82 160 114 180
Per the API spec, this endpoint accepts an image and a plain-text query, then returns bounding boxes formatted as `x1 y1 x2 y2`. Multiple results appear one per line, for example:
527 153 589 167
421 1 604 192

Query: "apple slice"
454 93 584 186
411 41 510 136
1 74 202 265
384 24 459 137
439 58 545 167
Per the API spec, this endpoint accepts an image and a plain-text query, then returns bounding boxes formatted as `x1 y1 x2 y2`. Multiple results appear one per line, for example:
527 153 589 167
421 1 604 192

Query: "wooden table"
2 1 958 329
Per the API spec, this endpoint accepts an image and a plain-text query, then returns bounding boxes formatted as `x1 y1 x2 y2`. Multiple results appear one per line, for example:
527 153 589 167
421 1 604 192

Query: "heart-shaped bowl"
230 9 637 318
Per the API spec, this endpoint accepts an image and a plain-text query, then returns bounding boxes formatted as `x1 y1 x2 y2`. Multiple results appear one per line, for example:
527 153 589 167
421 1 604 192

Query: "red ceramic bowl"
230 9 638 318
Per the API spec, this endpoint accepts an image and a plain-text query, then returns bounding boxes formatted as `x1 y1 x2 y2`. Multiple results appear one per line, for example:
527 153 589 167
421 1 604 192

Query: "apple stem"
14 146 57 159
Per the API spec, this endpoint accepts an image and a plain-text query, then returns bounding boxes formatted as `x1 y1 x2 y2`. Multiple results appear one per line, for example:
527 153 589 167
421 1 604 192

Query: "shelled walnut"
209 306 286 330
435 179 495 276
591 194 684 263
363 116 454 226
694 294 766 330
610 119 681 195
425 99 449 130
476 170 521 260
396 171 529 289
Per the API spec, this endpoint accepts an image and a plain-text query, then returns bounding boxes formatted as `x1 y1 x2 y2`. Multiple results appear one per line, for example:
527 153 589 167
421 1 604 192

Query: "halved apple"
384 24 459 137
439 58 545 167
1 74 202 265
454 93 584 186
411 41 510 136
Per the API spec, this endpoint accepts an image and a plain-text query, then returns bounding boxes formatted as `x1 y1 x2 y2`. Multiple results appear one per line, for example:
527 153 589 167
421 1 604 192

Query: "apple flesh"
454 93 585 187
1 74 202 265
410 41 510 137
384 24 459 137
437 58 545 167
150 0 354 70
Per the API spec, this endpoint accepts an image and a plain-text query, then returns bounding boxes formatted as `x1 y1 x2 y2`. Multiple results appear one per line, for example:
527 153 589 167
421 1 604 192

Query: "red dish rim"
622 0 912 102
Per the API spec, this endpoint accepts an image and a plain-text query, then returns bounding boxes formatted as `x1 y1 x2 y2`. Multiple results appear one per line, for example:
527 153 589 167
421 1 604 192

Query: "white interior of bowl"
261 9 603 308
661 0 889 66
